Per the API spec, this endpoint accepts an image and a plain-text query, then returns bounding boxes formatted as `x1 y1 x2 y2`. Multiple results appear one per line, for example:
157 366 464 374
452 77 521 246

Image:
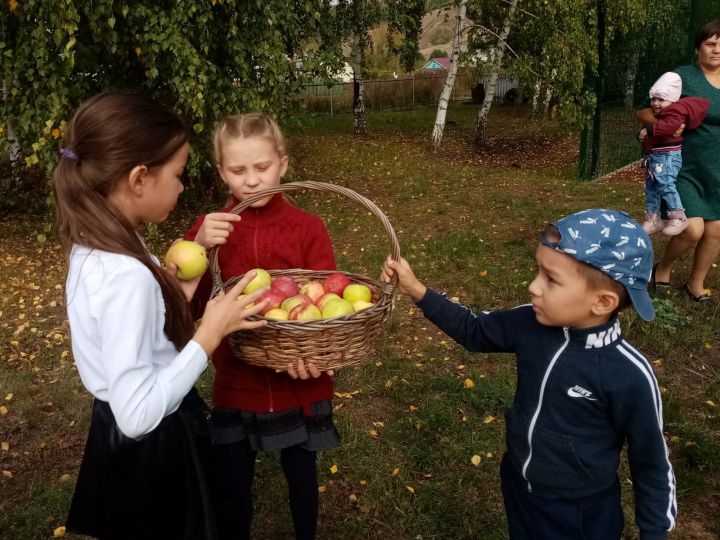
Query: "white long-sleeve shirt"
66 245 207 439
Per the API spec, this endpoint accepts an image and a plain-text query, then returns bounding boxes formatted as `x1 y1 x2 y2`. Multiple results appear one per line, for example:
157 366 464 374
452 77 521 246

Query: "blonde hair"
213 112 286 165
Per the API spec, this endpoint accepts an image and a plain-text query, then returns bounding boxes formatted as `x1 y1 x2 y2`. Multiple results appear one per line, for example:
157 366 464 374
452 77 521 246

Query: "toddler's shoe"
662 210 688 236
642 212 664 235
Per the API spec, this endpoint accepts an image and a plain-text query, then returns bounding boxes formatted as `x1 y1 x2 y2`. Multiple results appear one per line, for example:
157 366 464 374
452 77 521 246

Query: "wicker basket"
209 181 400 371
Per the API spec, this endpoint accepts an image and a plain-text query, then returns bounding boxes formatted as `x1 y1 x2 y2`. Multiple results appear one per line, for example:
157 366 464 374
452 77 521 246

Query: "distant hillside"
419 5 472 60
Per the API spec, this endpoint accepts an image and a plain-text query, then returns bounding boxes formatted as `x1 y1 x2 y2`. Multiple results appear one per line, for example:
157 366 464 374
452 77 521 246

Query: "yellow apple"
343 283 372 303
281 294 313 313
321 298 355 319
264 308 289 320
243 268 272 294
352 300 374 312
165 240 208 280
300 280 325 302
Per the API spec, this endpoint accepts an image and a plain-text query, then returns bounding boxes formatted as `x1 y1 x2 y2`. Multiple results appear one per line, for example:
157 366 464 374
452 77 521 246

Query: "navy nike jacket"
417 289 676 539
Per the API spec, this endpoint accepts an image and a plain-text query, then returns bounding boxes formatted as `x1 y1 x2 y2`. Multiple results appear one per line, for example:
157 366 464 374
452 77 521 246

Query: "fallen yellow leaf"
360 480 367 485
0 406 8 415
349 493 357 502
2 470 13 478
464 378 475 389
483 416 495 424
318 485 326 493
53 526 66 537
471 455 481 466
406 485 415 494
1 442 9 451
705 400 716 407
392 467 400 477
369 429 378 438
329 464 338 474
4 393 12 401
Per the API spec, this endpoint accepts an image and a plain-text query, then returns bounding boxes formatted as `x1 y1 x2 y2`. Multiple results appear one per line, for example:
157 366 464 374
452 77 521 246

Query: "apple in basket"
321 298 355 319
271 276 299 298
300 280 325 303
343 283 372 304
323 273 352 296
257 289 286 314
352 300 374 312
243 268 272 294
164 240 208 280
281 293 313 313
265 308 289 320
316 292 341 311
289 303 322 321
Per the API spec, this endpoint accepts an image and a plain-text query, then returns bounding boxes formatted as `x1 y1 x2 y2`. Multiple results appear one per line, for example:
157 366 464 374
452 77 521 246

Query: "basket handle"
209 181 400 296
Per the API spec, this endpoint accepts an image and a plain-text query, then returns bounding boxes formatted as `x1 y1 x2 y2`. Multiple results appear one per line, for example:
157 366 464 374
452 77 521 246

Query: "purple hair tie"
59 148 79 162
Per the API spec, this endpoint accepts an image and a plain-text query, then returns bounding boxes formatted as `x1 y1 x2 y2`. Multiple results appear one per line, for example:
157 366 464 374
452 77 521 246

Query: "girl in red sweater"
185 113 338 540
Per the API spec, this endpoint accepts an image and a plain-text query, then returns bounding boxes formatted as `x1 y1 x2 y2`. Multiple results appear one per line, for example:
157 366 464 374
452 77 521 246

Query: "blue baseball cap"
541 209 655 321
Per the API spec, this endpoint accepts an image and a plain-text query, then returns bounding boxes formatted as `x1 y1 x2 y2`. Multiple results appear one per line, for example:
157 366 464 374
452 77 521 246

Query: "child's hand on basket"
381 256 427 302
285 360 335 380
195 213 242 249
193 272 270 355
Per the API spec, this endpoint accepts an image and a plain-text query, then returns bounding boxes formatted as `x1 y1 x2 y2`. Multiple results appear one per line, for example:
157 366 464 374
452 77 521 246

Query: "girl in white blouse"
53 91 270 540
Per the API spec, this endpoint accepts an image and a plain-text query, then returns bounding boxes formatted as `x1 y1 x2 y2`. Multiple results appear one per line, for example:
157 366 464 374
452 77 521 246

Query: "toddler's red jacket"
643 96 709 153
186 194 336 414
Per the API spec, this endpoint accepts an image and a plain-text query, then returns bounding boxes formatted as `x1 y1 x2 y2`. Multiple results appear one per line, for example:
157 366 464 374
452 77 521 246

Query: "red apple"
257 289 285 314
271 276 299 298
281 293 312 313
300 280 325 303
289 303 322 321
323 272 352 295
316 292 341 310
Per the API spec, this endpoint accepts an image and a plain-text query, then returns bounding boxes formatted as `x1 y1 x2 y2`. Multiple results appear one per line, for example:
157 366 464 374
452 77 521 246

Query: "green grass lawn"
1 104 718 539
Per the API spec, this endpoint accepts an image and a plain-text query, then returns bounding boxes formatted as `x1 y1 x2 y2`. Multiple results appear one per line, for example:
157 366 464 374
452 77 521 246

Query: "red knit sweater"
186 194 336 413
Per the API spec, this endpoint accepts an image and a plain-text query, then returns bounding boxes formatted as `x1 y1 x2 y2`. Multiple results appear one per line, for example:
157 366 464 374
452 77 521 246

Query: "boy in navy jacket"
382 209 676 540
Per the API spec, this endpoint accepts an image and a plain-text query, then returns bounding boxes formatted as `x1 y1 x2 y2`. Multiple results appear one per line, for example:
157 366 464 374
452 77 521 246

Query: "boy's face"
650 97 673 114
528 244 603 329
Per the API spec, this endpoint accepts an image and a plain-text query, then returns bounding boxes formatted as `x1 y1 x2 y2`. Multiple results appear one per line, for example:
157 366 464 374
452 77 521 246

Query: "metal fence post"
330 84 334 117
412 75 415 108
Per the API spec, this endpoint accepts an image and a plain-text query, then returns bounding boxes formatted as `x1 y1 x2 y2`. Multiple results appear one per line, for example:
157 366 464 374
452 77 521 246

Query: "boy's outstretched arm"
381 256 427 302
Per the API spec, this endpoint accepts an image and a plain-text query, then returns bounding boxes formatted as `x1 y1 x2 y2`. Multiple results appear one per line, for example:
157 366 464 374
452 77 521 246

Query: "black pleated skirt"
66 388 222 540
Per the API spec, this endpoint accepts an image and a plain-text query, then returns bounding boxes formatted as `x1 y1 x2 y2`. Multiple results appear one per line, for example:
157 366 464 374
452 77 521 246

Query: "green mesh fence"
578 0 720 179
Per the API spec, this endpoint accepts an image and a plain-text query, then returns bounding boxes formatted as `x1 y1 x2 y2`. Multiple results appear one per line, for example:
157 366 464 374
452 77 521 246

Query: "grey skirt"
210 399 340 452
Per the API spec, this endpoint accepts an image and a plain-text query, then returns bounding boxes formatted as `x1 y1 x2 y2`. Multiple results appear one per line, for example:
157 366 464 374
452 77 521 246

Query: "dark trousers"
215 439 319 540
500 455 624 540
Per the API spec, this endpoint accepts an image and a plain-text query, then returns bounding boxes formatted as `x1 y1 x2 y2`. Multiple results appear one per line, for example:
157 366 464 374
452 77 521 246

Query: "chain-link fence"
578 0 720 179
297 73 520 115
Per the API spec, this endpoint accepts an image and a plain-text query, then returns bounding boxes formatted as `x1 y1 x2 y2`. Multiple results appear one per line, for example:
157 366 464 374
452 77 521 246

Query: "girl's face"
697 34 720 70
217 136 288 208
141 142 189 223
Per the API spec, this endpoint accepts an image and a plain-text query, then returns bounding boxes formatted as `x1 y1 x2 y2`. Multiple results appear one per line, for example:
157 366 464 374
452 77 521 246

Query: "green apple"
316 292 341 310
165 240 208 280
264 308 289 320
289 303 322 321
321 298 355 319
243 268 272 294
343 283 372 303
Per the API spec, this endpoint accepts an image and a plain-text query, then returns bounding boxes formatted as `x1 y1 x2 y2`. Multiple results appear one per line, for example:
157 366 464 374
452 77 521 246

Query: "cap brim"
627 287 655 321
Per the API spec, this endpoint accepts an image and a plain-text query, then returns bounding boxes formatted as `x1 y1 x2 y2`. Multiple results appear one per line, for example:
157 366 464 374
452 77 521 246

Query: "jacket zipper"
521 327 570 493
254 210 273 411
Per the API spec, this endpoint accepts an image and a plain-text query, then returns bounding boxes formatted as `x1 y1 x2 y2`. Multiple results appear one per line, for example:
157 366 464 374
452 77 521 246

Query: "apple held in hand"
243 268 272 294
316 292 341 311
321 298 355 319
343 283 372 303
300 280 325 303
289 303 322 321
165 240 208 280
323 273 352 295
265 308 289 320
281 293 313 313
271 276 299 298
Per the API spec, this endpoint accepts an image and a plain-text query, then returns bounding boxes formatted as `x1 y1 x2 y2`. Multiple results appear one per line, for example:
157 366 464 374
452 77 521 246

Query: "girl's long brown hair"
53 91 193 350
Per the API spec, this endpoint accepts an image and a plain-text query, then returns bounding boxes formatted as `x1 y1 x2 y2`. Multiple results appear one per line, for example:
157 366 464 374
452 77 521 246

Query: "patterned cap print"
541 209 655 321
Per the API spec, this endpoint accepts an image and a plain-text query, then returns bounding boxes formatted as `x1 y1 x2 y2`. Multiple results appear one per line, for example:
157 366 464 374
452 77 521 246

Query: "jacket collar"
227 193 288 226
567 317 622 349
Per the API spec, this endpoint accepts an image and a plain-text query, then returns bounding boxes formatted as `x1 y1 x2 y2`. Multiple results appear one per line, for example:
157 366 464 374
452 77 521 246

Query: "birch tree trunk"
623 50 640 109
543 68 557 118
430 0 467 152
351 36 367 136
472 0 518 148
2 80 22 185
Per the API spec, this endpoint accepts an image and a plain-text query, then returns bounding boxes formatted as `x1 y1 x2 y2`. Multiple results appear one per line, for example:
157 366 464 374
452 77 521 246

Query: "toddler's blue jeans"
645 150 683 213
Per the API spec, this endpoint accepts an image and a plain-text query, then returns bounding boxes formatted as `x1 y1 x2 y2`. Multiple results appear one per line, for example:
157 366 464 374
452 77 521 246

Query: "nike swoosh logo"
567 388 597 400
